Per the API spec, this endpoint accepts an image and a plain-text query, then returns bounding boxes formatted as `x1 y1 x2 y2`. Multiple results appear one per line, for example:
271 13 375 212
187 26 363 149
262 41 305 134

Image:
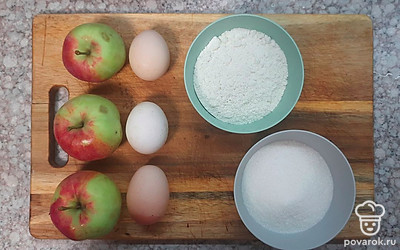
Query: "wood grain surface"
31 14 373 242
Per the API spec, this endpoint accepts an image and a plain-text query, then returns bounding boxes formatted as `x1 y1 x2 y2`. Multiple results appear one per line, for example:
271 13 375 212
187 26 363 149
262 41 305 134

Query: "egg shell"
126 165 169 225
129 30 170 81
125 102 168 154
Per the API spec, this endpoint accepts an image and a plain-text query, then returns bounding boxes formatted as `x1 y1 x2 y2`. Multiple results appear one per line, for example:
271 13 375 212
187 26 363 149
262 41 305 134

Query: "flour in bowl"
194 28 288 125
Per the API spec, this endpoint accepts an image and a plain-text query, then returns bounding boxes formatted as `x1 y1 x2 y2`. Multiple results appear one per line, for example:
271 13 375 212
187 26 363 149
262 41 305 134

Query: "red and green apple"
62 23 126 82
53 94 122 161
49 171 122 240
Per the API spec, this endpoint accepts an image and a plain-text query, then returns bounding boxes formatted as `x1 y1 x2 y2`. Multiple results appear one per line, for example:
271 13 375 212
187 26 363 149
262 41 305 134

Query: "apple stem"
59 204 81 211
75 50 91 56
68 121 84 131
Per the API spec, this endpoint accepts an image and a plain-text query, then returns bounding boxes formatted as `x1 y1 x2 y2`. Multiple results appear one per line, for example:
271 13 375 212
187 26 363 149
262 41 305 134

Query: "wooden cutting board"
31 14 373 242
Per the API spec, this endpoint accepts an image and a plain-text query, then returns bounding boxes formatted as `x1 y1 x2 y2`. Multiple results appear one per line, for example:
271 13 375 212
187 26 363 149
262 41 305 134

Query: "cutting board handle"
48 85 69 167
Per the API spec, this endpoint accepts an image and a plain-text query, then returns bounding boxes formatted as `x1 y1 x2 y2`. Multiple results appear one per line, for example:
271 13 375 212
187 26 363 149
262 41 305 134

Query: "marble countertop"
1 0 399 249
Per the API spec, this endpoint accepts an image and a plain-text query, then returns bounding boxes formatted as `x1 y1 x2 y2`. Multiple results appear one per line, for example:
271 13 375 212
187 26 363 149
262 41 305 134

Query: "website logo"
355 200 385 236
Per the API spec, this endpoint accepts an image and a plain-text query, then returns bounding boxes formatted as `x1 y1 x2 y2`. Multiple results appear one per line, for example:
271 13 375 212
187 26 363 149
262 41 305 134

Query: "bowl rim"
184 14 304 134
233 129 356 249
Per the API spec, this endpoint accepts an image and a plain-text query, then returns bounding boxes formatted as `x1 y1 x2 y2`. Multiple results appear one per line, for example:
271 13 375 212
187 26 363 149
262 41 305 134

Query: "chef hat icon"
355 200 385 236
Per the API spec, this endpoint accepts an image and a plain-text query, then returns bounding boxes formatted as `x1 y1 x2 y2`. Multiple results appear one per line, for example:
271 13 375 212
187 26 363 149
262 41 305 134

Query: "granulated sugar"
242 140 333 234
194 28 288 125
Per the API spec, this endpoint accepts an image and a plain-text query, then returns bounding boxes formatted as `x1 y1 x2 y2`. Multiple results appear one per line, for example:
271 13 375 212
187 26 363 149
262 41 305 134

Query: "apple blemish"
101 32 110 42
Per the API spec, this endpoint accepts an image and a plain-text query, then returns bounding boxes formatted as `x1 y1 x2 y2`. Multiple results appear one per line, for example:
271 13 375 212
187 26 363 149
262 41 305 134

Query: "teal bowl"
184 14 304 134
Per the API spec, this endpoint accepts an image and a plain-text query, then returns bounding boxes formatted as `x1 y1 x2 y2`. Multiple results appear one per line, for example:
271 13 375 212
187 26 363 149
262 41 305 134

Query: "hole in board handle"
48 86 69 167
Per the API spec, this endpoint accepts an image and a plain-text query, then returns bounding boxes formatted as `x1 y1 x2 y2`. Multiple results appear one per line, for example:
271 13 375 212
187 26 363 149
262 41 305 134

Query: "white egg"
129 30 170 81
125 102 168 154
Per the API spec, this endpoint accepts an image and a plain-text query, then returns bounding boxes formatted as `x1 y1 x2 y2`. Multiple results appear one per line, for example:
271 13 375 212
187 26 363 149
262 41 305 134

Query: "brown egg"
126 165 169 225
129 30 170 81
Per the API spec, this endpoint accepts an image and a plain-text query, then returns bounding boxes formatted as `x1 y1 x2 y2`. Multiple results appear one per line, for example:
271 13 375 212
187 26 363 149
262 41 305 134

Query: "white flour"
194 28 288 125
242 140 334 234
